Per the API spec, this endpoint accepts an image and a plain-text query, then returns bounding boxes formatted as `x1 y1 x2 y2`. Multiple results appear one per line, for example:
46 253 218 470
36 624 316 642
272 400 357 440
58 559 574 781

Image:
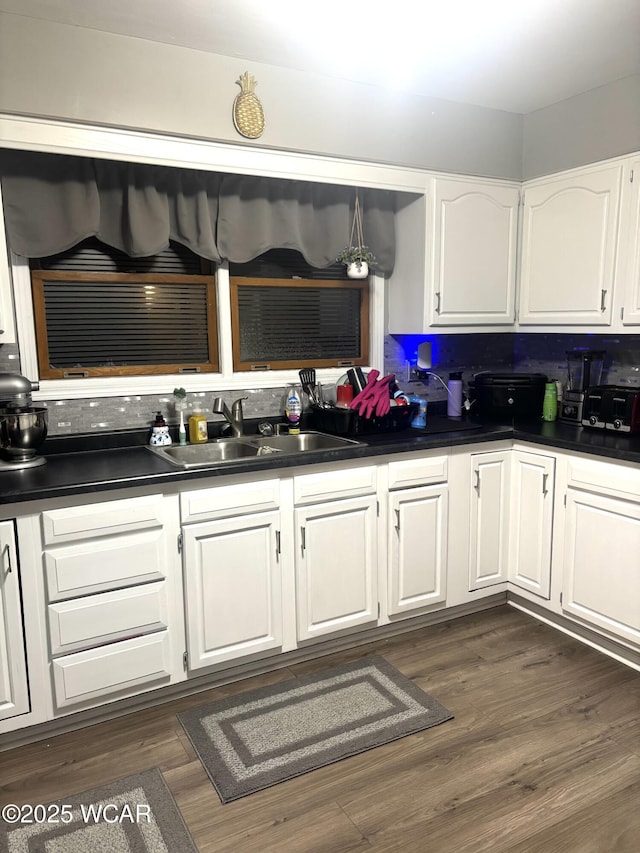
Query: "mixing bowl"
0 407 48 461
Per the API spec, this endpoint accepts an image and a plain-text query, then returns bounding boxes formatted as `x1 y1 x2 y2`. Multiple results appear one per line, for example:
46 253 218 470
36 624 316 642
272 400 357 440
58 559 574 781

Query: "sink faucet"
212 396 247 438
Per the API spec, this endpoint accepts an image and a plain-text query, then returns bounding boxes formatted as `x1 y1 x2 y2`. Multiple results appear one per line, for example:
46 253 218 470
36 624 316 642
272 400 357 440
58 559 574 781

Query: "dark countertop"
0 416 638 507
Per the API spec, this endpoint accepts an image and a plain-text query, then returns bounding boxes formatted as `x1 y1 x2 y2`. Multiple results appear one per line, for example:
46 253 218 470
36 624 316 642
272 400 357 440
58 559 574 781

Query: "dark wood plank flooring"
2 605 639 852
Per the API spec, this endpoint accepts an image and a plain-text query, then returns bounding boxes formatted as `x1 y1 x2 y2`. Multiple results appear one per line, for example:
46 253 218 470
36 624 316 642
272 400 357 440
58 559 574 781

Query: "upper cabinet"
0 182 16 344
388 176 520 333
518 162 623 326
619 157 640 326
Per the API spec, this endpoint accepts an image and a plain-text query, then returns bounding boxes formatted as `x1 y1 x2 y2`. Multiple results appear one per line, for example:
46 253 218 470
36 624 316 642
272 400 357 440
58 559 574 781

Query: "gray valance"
0 150 396 273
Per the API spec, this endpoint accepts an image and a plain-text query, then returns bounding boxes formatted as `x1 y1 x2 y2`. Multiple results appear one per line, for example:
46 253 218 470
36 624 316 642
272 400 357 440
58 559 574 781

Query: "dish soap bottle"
284 384 302 435
188 409 208 444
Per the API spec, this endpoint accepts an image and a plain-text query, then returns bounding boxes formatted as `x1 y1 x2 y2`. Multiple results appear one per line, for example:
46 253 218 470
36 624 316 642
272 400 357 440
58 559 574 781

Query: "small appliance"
0 372 48 469
582 385 640 433
469 373 547 421
560 349 605 424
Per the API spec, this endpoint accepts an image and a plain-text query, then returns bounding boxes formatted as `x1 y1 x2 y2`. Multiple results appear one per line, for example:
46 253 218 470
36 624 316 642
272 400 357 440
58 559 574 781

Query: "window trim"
229 276 370 372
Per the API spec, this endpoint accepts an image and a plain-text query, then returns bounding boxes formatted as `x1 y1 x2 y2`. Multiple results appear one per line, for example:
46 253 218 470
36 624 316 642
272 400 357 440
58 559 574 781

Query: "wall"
522 74 640 179
0 12 523 181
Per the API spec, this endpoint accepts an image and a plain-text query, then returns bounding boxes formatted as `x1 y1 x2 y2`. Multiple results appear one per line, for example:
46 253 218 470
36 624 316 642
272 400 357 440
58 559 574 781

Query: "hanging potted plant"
336 191 376 279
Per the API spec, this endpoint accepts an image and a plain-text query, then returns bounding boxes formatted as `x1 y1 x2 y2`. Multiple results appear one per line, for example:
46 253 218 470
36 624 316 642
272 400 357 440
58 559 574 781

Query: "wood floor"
2 604 640 852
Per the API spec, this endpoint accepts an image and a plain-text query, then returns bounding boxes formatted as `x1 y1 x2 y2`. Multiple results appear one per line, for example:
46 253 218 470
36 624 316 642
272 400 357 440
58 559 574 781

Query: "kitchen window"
29 239 219 379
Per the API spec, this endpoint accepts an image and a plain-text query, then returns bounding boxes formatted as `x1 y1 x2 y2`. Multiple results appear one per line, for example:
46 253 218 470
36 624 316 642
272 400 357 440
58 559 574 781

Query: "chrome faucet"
212 396 247 438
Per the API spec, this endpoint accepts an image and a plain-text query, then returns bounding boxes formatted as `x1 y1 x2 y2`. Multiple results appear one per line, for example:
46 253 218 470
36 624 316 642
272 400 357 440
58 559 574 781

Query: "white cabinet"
388 176 520 332
508 451 555 599
519 163 623 326
295 495 378 641
182 511 283 670
430 178 519 326
0 520 29 722
619 157 640 326
42 494 185 711
387 485 448 616
468 450 510 590
0 182 16 343
561 458 640 648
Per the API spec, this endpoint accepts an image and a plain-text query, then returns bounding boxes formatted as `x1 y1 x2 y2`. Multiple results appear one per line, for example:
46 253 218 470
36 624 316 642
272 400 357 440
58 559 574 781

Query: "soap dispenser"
150 412 172 446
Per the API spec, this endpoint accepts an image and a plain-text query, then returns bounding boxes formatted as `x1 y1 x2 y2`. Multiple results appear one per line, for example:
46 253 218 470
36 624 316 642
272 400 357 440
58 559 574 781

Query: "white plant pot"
347 261 369 279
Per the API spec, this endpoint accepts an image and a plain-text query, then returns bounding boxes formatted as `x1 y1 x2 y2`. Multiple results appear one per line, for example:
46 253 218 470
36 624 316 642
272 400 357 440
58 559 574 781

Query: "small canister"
542 382 558 422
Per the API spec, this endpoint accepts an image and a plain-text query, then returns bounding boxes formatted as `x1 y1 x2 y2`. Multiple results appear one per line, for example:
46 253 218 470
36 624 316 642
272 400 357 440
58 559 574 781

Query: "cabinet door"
295 496 377 641
431 178 519 325
388 485 448 616
469 451 510 590
519 164 622 325
562 489 640 647
0 521 29 722
183 511 282 670
508 452 555 599
621 157 640 325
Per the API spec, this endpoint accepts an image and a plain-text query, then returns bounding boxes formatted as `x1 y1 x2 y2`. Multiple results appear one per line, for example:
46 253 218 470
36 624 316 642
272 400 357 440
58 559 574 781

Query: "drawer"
48 582 168 655
567 457 640 502
387 454 448 490
181 478 280 523
294 465 377 504
42 494 164 545
52 632 172 709
44 529 167 602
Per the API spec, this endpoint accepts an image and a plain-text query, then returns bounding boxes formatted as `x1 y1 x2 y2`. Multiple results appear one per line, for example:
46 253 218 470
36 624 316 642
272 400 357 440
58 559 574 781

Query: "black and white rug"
179 655 453 803
0 768 196 852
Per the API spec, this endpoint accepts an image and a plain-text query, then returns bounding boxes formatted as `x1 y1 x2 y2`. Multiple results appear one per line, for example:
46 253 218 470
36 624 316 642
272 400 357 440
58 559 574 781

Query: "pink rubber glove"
350 370 379 413
363 375 394 418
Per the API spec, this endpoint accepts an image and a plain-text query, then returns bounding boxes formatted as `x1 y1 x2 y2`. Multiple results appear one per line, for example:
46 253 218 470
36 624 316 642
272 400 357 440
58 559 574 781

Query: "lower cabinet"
387 485 448 616
0 520 29 723
295 496 378 641
182 511 283 670
468 450 510 590
508 450 555 599
562 487 640 647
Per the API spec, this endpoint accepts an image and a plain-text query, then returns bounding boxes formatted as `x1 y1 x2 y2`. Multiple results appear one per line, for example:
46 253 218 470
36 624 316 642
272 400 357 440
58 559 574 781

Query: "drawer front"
387 454 448 490
567 458 640 502
181 478 280 523
52 632 172 709
294 465 377 504
44 529 167 602
42 494 164 545
48 582 168 655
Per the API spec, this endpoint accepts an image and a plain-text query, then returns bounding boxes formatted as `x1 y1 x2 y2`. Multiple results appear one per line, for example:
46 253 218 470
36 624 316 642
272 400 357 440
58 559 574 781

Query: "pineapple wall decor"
233 71 265 139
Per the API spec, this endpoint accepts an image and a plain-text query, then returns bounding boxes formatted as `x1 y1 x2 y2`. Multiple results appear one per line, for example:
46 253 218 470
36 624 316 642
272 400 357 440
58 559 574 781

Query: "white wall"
522 74 640 179
0 12 523 180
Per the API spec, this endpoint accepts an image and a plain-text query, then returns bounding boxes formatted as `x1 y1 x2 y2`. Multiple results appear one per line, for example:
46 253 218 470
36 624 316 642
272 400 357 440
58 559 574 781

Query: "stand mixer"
0 373 48 469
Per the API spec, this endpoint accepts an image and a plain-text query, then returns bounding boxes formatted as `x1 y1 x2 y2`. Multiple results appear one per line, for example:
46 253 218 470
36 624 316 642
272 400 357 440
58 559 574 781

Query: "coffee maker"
0 373 48 469
560 350 605 424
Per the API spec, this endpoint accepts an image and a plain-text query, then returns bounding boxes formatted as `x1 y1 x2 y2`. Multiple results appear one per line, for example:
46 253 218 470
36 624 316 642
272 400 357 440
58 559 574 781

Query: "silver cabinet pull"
275 529 281 561
394 508 400 534
435 291 441 314
474 469 481 494
300 526 306 554
601 289 607 312
542 473 549 496
2 543 11 573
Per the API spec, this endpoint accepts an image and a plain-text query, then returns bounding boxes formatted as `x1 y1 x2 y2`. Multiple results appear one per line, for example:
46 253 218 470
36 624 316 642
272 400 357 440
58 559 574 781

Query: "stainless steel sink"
148 439 261 469
147 431 361 469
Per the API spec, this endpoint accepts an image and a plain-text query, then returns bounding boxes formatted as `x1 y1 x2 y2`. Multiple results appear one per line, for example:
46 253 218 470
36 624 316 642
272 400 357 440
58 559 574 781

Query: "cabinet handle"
474 469 481 494
542 473 549 496
275 529 281 561
2 543 11 573
435 291 441 314
394 508 400 534
300 526 306 554
601 289 607 312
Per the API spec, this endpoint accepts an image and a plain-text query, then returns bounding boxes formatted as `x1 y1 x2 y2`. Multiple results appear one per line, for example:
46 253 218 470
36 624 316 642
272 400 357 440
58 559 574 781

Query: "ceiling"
1 0 639 113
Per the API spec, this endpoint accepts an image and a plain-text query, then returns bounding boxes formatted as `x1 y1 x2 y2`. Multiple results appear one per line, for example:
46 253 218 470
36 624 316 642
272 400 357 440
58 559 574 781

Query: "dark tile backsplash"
1 332 639 436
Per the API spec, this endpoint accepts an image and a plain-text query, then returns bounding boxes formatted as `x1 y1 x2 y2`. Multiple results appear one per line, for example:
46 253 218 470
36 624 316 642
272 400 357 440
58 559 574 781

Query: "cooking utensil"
299 368 318 404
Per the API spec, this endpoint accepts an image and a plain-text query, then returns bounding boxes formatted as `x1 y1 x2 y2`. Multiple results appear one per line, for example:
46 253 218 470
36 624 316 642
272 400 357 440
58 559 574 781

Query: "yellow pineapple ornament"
233 72 265 139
